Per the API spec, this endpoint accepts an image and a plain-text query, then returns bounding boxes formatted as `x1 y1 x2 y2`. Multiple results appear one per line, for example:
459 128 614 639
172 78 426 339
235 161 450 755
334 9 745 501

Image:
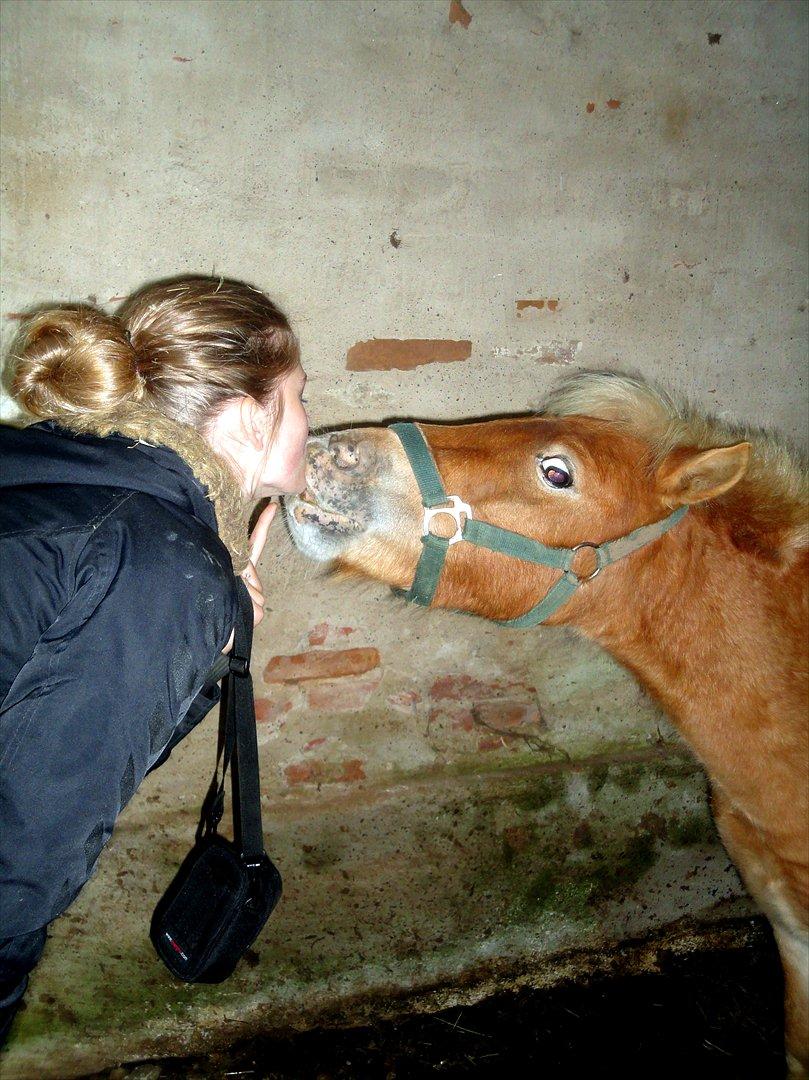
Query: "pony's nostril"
330 435 360 470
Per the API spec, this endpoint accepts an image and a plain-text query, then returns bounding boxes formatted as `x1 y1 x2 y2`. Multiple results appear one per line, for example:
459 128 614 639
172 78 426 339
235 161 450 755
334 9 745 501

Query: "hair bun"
10 305 142 419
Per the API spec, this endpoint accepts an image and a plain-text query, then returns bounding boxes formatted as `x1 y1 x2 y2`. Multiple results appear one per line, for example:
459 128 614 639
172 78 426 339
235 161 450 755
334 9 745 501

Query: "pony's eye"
540 456 573 489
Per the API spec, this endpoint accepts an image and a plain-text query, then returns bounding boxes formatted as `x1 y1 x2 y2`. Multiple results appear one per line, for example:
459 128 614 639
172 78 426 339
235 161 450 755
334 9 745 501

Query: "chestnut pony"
285 373 808 1075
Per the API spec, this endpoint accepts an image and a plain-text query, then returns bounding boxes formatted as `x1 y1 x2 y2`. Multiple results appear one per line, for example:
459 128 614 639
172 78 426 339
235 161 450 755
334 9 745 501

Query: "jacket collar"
50 404 250 571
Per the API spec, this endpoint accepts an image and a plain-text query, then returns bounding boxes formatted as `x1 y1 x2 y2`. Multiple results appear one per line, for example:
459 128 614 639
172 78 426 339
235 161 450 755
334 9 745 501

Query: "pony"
284 372 809 1076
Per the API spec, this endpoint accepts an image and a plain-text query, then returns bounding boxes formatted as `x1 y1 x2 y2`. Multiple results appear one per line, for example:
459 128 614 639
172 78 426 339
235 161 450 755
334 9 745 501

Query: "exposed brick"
387 690 422 713
478 735 514 752
307 622 329 646
285 762 315 785
303 736 327 752
429 674 536 703
346 338 472 372
451 711 475 732
264 647 380 684
339 759 366 783
254 696 294 725
427 704 475 742
307 623 356 646
430 674 492 702
284 758 366 786
305 675 381 713
473 700 542 729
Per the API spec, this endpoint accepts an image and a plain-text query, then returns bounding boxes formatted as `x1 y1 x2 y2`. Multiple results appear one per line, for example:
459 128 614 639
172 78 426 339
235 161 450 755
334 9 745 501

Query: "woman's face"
256 364 310 497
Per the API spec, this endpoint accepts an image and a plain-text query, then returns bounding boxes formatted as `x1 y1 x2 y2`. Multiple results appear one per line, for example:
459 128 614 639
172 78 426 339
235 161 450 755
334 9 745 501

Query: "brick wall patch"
264 647 380 683
346 339 472 372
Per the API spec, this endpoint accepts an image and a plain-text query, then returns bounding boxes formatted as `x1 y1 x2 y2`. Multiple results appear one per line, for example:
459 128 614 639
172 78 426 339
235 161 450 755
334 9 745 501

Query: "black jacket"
0 421 238 937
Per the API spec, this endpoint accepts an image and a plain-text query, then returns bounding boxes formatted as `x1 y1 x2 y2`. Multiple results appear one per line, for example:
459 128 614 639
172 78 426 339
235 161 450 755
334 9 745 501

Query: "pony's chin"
283 494 365 562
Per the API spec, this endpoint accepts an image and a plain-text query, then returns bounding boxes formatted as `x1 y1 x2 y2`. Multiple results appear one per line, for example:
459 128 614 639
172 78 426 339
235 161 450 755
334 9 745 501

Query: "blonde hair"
10 275 300 432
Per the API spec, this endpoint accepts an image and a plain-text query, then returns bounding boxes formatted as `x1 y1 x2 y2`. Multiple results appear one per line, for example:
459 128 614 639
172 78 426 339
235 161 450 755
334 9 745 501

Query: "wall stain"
516 299 560 315
664 102 689 143
346 339 472 372
448 0 472 28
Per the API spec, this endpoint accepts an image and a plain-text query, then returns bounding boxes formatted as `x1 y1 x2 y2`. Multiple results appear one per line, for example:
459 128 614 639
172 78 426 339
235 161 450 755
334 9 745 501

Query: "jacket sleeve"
0 508 238 937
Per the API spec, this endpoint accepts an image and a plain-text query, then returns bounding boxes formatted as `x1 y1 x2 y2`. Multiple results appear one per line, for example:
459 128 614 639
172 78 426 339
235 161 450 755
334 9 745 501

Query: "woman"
0 275 310 1042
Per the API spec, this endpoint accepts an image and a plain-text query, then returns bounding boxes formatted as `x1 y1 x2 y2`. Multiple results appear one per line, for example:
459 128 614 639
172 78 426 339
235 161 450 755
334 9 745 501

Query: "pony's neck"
570 508 796 794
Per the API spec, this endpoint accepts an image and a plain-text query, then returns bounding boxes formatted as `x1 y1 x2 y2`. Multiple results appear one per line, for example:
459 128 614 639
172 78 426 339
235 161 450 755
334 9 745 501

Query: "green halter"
390 422 688 628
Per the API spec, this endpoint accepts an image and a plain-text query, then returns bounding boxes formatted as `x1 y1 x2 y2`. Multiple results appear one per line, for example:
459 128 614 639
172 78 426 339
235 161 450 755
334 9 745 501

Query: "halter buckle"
423 496 473 545
568 541 602 583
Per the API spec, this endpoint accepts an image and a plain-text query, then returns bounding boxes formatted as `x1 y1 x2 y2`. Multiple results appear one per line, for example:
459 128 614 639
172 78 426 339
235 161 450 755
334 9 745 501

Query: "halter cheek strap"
391 422 687 628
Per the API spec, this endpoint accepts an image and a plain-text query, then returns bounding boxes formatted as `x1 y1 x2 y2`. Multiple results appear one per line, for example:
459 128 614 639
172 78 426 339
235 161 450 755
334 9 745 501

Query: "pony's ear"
656 443 751 505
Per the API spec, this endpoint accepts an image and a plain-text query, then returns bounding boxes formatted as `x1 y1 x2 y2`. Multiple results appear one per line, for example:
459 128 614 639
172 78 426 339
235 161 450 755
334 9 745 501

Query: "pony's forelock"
541 371 809 552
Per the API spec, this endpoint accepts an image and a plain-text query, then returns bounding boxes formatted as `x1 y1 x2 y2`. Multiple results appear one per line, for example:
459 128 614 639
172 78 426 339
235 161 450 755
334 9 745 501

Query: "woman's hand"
222 500 278 653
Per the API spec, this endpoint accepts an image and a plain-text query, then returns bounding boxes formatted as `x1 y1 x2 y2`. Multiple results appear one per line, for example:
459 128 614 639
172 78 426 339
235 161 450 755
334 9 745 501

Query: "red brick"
307 623 329 646
285 762 315 785
339 759 366 783
387 690 422 713
264 647 380 684
346 338 472 372
474 700 542 729
305 675 381 713
284 758 367 786
478 735 511 751
430 674 493 702
254 696 294 725
429 674 538 706
303 736 327 752
451 711 475 732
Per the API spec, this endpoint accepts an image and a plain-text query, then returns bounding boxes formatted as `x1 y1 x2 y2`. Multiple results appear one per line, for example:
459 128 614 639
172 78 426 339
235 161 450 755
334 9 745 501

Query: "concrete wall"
1 1 806 1075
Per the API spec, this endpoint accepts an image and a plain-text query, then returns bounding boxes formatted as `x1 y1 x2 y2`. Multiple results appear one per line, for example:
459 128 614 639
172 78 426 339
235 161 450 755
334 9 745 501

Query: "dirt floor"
87 917 785 1080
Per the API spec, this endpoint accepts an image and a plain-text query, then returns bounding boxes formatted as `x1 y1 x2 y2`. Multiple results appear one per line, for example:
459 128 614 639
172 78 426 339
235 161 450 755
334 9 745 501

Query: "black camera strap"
197 580 265 864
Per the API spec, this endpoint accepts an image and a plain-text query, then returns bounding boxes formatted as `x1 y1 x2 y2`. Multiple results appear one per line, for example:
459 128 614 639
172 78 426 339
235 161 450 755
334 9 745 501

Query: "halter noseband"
391 422 688 629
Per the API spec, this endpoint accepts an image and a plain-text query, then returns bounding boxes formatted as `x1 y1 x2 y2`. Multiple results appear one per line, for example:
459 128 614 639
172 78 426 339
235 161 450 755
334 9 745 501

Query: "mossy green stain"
520 868 558 914
588 833 657 901
668 811 716 847
508 773 566 812
517 831 659 920
611 762 646 793
587 764 610 796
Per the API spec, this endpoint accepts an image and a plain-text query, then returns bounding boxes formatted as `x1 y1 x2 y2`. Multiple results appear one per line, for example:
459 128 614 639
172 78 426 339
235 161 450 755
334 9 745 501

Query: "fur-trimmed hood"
0 403 250 571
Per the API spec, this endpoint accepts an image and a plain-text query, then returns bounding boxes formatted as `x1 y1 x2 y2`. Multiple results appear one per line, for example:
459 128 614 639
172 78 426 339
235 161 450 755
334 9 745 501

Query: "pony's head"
284 373 804 624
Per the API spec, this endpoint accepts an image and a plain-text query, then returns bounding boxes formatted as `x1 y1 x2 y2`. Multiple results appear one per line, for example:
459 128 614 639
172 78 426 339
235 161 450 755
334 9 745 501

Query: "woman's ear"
656 443 751 506
239 395 270 452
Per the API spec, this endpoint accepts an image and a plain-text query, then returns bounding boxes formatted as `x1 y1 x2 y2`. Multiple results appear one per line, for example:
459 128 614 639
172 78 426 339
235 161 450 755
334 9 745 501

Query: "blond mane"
542 371 809 555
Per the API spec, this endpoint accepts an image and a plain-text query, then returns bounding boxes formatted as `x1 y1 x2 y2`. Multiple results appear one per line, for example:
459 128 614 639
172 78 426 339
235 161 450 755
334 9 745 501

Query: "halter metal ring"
423 496 473 545
569 541 602 583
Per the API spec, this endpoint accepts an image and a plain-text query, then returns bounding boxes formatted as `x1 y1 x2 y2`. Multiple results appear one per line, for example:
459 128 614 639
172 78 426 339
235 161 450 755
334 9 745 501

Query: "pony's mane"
542 371 809 555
